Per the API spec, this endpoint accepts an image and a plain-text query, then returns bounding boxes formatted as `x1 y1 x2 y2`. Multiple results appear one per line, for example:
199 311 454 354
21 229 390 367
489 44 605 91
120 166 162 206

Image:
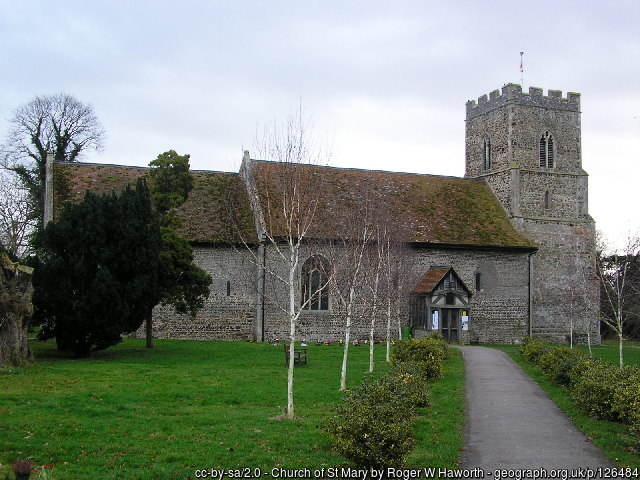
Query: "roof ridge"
54 160 238 175
250 159 471 182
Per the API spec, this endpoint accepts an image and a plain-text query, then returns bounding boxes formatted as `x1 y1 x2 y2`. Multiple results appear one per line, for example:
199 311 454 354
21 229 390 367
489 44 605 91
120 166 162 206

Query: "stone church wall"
258 244 531 344
134 241 532 344
518 171 588 220
132 245 259 341
514 218 599 343
409 246 530 344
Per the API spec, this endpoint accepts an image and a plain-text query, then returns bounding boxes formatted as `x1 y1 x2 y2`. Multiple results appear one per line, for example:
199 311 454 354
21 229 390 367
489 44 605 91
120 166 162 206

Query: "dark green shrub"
538 346 585 386
326 378 415 468
570 360 629 421
611 367 640 444
386 362 431 408
426 331 447 345
518 337 553 364
568 358 595 389
391 337 448 380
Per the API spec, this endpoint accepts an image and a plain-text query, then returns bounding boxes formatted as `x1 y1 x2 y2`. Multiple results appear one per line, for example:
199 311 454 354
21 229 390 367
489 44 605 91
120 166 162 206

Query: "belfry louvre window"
539 131 555 168
482 138 492 170
301 255 329 311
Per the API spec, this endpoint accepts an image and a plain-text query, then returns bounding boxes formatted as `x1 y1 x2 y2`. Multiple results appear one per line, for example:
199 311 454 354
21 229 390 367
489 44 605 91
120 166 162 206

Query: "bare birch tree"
363 224 402 372
568 234 600 356
597 232 640 368
325 201 375 391
234 108 330 418
365 228 385 373
383 240 411 362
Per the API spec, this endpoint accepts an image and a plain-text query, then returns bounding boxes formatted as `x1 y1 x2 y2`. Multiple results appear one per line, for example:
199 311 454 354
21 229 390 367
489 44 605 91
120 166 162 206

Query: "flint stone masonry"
137 240 531 344
132 246 258 341
466 84 581 120
408 247 530 344
466 83 599 343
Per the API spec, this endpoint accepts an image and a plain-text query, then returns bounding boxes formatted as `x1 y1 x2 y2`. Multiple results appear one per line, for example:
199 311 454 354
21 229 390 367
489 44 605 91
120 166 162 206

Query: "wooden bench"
284 344 307 366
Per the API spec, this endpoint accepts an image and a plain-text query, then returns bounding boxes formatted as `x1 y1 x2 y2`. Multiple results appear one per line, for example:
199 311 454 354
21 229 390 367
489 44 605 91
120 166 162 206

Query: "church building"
49 84 599 344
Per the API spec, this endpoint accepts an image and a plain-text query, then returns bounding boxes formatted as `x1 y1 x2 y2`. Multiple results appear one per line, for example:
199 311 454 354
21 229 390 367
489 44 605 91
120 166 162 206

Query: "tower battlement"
466 84 580 120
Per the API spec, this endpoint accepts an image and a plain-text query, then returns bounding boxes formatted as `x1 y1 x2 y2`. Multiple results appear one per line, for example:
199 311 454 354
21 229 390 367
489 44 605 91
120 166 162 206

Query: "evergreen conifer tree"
33 180 161 357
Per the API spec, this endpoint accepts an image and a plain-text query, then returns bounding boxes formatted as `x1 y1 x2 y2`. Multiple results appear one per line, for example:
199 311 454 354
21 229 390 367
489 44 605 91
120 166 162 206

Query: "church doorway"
409 267 472 343
441 308 459 342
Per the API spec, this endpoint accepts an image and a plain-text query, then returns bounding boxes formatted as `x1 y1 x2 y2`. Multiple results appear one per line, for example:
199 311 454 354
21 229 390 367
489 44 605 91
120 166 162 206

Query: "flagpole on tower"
520 51 524 88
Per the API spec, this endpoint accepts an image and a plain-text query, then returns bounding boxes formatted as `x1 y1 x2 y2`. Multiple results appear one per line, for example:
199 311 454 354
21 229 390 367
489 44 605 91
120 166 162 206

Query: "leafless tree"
1 93 105 231
384 240 411 362
364 227 386 373
324 200 376 391
0 170 34 259
233 107 330 418
597 232 640 368
565 234 600 356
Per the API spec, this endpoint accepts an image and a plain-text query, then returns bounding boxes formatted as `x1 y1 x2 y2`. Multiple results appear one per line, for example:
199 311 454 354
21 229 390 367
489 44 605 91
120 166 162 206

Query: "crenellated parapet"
466 83 581 120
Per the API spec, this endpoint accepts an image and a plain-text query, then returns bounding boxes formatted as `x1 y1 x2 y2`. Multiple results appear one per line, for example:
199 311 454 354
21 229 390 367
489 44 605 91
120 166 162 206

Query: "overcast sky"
1 0 638 249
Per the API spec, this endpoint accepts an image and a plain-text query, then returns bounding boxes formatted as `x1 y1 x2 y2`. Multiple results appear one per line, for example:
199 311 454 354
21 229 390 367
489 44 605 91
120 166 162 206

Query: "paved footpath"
458 346 615 474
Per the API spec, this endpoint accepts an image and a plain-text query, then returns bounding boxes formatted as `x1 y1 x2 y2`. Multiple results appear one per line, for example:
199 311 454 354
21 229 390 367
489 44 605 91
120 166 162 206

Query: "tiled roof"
54 159 536 250
53 162 257 244
410 268 451 295
251 161 536 249
410 267 472 295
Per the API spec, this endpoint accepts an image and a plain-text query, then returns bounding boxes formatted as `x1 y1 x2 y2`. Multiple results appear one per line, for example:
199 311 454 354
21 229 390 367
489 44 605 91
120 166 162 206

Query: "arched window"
301 255 330 311
539 131 555 168
482 137 492 171
544 190 551 210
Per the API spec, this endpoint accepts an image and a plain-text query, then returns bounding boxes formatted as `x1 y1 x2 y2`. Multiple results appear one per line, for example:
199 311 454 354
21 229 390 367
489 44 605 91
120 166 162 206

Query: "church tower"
465 83 599 342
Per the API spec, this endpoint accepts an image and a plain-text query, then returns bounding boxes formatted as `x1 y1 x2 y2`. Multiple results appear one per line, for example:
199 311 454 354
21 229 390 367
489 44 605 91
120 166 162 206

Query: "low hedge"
570 359 626 421
612 380 640 444
518 338 640 445
538 345 585 386
390 335 448 380
327 335 447 468
325 378 415 468
518 337 553 364
387 361 432 408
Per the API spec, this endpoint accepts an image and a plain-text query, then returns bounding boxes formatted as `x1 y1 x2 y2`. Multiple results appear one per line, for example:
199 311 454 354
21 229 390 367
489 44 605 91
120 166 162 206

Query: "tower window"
539 131 555 168
544 190 551 210
482 137 492 170
475 272 482 291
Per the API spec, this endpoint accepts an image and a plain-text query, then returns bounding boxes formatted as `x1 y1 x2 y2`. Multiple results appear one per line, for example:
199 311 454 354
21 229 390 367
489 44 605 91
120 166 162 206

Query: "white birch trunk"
287 326 296 418
368 280 379 373
386 298 392 362
616 297 625 368
569 317 574 348
286 246 297 418
369 315 375 373
340 297 353 391
618 329 624 369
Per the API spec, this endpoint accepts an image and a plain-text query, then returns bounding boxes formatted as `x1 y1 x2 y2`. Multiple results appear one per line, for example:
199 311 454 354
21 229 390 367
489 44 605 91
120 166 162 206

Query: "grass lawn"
492 342 640 468
1 338 464 479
